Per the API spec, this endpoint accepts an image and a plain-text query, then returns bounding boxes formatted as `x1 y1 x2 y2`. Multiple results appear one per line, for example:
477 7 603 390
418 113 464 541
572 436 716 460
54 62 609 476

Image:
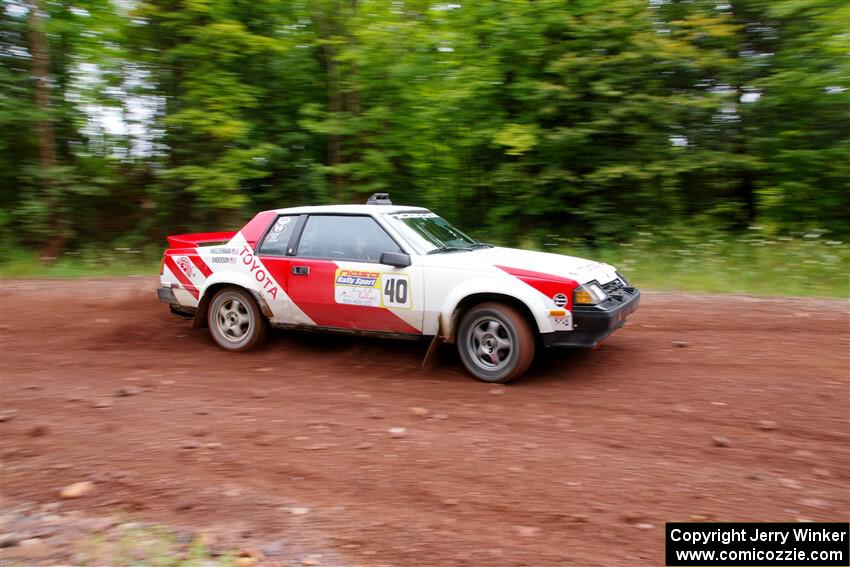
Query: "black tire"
456 302 535 383
207 286 267 352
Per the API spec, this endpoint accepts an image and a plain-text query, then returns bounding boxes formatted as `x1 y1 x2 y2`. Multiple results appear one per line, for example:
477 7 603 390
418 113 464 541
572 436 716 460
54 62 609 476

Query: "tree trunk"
343 0 363 199
28 0 55 172
324 40 343 203
316 1 344 203
734 86 756 228
27 0 63 257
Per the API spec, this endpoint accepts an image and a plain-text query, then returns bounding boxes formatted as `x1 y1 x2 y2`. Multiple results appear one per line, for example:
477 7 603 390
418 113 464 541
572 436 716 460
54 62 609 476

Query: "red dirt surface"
1 277 848 566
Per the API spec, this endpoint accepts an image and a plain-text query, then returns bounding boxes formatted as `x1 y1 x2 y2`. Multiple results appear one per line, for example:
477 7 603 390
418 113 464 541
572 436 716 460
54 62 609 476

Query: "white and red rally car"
158 194 639 383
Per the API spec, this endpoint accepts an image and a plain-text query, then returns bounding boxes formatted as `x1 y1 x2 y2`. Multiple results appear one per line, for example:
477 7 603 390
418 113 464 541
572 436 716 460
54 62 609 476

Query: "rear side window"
296 215 401 262
258 215 299 255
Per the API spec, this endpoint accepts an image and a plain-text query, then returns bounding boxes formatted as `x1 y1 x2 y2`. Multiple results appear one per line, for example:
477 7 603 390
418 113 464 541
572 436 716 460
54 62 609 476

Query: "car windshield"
386 211 482 254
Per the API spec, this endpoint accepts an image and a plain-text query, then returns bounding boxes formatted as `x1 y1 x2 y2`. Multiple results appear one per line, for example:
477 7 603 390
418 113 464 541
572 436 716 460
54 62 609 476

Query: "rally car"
157 194 639 383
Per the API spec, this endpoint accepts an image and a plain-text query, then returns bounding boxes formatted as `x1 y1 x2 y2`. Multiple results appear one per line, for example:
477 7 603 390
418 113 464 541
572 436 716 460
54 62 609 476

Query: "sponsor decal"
552 314 572 331
392 212 438 220
334 269 381 307
238 245 279 300
333 269 411 309
271 217 291 232
174 256 194 278
336 270 379 287
265 217 294 243
553 293 568 307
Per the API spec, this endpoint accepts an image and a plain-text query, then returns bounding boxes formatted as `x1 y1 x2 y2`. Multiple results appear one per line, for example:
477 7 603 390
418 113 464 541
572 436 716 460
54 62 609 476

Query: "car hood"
425 246 620 284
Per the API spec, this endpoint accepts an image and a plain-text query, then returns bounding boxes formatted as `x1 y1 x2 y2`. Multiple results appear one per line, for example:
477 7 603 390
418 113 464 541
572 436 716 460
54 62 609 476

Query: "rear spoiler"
166 231 236 248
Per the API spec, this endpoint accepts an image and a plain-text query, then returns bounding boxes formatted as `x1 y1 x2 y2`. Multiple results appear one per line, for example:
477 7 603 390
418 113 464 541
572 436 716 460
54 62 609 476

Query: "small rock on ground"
388 427 407 438
116 386 141 397
0 532 21 548
799 498 830 509
620 512 647 524
711 435 732 447
60 481 95 499
27 425 48 437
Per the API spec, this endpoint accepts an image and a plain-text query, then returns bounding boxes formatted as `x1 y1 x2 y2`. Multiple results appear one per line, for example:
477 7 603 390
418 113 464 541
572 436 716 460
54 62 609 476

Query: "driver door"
286 214 424 335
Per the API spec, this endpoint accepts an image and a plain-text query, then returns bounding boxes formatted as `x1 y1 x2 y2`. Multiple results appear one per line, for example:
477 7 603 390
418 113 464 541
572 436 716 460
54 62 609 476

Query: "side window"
296 215 402 262
258 215 299 256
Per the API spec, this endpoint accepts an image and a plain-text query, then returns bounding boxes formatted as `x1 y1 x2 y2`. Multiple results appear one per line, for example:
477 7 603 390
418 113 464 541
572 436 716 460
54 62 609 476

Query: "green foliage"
556 228 850 298
76 522 236 566
0 247 159 277
0 0 847 277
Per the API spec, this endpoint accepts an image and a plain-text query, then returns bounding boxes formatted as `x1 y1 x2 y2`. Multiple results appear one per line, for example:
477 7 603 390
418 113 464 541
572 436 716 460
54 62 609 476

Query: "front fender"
439 278 553 342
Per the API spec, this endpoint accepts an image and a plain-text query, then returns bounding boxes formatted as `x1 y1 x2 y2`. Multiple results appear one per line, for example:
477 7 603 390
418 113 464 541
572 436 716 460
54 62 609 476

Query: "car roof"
269 204 429 215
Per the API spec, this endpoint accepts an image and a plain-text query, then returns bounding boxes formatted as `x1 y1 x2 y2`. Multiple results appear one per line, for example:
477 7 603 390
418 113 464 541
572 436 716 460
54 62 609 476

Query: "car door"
254 214 308 324
286 214 424 334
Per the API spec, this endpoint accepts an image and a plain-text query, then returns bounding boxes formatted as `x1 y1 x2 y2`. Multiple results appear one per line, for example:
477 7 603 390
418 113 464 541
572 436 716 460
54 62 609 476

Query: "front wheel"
208 287 267 351
457 302 536 383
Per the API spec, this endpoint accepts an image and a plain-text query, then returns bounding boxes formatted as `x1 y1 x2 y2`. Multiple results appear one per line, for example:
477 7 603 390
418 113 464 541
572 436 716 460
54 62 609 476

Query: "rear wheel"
208 287 267 351
457 302 535 383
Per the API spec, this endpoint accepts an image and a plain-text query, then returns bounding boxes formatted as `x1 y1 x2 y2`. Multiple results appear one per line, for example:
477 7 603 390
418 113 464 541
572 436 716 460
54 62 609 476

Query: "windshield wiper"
426 246 473 255
469 242 494 249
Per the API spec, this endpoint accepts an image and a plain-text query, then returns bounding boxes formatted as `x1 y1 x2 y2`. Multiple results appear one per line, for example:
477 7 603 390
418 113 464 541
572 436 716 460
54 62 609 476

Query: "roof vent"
366 193 392 205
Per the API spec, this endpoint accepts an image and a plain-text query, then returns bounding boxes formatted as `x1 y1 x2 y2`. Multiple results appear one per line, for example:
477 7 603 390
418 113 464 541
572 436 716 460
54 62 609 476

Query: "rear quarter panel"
161 211 292 317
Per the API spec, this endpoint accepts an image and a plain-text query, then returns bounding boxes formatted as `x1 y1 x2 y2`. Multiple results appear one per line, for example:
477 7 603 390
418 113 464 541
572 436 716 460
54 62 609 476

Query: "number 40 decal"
382 274 411 309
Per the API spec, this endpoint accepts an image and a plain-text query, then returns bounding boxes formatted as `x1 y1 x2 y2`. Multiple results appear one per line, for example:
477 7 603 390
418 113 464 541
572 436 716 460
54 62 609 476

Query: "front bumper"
542 288 640 348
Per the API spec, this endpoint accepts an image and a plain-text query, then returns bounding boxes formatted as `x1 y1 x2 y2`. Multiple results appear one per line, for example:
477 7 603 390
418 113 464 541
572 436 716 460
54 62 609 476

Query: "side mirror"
380 251 411 268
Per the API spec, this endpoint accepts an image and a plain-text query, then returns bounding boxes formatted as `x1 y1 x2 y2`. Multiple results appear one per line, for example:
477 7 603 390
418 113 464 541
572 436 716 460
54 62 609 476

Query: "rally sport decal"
334 269 411 309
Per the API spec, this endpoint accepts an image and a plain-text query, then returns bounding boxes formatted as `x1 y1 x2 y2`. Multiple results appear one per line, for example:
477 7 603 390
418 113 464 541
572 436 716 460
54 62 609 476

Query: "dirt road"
1 277 848 566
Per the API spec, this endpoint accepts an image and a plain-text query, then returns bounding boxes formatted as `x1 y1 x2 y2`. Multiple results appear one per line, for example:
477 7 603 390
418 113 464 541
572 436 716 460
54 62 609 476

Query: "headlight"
574 283 607 305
